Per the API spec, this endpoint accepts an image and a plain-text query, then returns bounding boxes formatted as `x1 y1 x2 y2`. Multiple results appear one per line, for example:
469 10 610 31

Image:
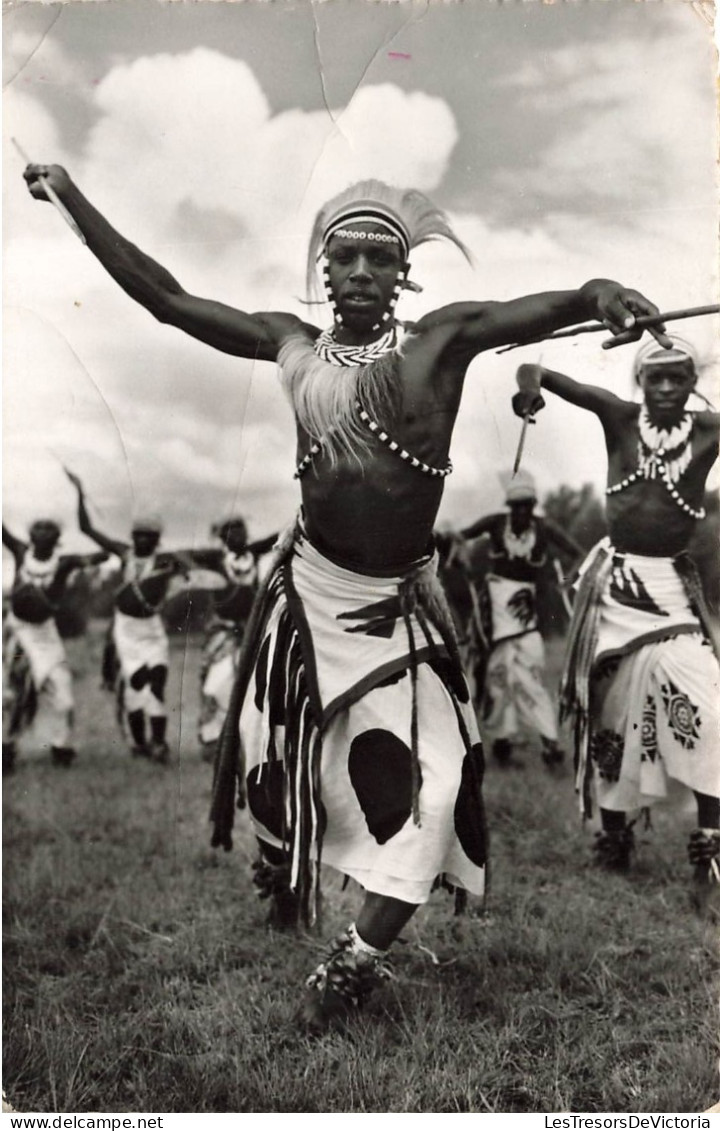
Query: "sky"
3 0 718 563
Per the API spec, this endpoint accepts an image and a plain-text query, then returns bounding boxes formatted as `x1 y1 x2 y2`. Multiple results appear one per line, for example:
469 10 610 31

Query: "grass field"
3 625 718 1114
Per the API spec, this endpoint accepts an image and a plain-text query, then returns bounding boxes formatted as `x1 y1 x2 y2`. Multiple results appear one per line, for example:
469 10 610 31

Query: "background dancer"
67 471 189 764
189 517 277 763
459 471 582 769
2 518 107 772
24 161 667 1032
513 337 719 902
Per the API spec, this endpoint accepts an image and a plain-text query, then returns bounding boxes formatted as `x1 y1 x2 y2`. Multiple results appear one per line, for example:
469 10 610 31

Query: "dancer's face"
132 530 160 557
509 500 535 532
29 521 60 559
639 361 696 427
221 521 248 553
326 224 405 331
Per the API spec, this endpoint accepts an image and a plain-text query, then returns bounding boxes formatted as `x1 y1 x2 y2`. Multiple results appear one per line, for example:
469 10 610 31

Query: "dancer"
68 472 189 763
513 337 719 896
2 518 106 771
24 162 668 1029
460 471 582 768
191 517 276 762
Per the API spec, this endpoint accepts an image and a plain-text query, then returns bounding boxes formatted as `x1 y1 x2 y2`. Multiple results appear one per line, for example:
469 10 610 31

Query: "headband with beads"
321 207 411 262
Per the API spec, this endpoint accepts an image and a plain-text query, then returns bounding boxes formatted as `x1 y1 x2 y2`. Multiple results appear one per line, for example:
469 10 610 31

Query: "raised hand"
513 364 545 418
22 163 71 202
63 467 85 495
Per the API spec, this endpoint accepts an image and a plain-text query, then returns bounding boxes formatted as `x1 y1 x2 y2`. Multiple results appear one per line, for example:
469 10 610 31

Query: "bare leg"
694 791 720 829
689 792 720 917
595 807 634 871
355 892 418 950
301 892 419 1034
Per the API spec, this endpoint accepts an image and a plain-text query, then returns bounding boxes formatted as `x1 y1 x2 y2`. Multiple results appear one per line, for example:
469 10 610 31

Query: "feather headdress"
305 180 472 302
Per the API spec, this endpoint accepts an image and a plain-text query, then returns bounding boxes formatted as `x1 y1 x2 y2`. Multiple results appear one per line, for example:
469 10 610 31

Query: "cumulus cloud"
4 46 464 536
4 23 717 549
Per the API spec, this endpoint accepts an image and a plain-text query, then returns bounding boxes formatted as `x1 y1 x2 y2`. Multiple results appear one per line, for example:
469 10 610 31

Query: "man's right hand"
512 391 545 418
23 163 71 201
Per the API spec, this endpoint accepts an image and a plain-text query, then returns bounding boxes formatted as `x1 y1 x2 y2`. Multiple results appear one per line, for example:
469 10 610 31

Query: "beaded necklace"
19 547 61 589
312 324 397 367
606 407 705 520
121 551 163 615
222 547 257 587
124 550 157 584
293 327 453 480
502 518 537 561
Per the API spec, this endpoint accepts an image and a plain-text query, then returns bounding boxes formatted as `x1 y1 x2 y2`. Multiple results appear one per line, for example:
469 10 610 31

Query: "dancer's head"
634 335 698 426
131 514 163 557
307 181 471 332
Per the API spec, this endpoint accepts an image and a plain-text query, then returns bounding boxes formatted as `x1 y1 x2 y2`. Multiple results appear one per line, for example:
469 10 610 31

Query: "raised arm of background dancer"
55 551 109 584
248 532 279 557
2 524 26 561
459 515 496 541
66 470 127 558
542 519 584 562
155 550 194 578
23 164 309 362
515 363 629 427
431 280 671 359
180 547 225 572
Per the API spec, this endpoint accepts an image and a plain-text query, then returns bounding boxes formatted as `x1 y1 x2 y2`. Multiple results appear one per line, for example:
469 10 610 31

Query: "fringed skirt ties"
234 529 487 919
560 540 720 815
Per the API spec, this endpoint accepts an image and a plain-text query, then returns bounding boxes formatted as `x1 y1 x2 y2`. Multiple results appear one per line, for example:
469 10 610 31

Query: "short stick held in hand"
13 138 86 245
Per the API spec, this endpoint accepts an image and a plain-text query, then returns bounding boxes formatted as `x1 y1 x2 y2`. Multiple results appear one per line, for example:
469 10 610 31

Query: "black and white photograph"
3 0 719 1116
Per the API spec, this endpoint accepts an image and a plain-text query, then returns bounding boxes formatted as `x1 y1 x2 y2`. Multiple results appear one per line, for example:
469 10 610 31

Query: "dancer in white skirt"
460 471 582 769
2 518 106 771
190 517 276 762
68 472 189 763
514 337 720 895
24 157 667 1030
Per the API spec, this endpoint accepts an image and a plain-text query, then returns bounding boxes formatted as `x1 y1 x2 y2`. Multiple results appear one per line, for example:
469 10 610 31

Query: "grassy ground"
3 627 718 1114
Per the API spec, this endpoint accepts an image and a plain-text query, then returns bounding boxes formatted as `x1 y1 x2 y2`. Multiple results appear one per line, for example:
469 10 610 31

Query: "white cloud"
3 22 718 546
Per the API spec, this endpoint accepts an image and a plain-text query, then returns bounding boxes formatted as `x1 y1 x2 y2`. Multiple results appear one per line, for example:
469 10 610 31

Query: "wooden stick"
12 137 86 245
496 304 720 354
512 412 533 476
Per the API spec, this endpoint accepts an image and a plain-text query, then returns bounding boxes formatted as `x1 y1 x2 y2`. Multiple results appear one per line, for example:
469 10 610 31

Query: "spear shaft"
497 304 720 354
512 413 533 476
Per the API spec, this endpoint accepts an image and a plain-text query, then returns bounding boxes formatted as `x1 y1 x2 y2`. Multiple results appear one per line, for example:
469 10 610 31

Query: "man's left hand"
591 283 672 350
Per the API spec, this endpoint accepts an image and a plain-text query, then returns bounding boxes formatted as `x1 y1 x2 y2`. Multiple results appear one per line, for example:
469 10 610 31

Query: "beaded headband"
633 334 698 379
332 229 400 245
321 207 411 261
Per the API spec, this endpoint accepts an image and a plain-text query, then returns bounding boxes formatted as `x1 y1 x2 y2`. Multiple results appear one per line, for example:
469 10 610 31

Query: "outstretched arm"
512 363 630 425
542 519 584 562
2 524 26 561
459 515 497 541
248 532 279 557
23 165 309 361
56 551 110 584
65 470 128 558
424 279 670 360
